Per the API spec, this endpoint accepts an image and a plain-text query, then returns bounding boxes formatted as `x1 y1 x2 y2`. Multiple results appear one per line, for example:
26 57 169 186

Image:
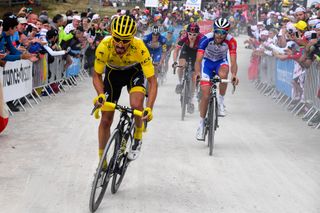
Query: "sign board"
276 59 294 97
145 0 159 7
0 60 33 102
185 0 201 11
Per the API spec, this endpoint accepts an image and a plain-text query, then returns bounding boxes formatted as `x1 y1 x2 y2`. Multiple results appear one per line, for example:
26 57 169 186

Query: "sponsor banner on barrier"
66 57 81 77
276 59 294 97
185 0 201 11
198 20 213 35
48 55 64 83
33 55 48 88
0 60 33 102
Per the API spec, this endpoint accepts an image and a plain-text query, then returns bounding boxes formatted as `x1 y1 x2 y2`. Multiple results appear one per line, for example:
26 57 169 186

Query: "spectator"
64 15 80 34
0 15 37 112
27 13 38 25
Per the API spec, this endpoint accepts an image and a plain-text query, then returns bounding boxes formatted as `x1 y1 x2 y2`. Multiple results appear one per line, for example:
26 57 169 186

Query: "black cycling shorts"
103 64 146 102
179 45 197 64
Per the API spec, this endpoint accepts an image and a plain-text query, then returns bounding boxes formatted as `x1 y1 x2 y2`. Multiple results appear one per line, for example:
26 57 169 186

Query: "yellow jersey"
94 36 155 78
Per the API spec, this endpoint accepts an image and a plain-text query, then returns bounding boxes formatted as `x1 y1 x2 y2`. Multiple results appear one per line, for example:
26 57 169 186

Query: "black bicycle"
173 58 194 121
204 75 235 156
89 101 144 212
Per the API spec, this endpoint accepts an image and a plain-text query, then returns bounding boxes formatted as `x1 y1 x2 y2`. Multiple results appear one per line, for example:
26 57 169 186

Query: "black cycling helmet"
152 25 161 34
187 23 200 33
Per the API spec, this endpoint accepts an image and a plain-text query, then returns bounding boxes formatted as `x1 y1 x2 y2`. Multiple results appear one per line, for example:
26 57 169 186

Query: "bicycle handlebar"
211 77 236 94
172 65 184 75
91 101 143 119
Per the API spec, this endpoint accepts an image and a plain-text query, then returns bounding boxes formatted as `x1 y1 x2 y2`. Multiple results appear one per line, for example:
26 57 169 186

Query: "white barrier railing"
0 53 89 115
251 55 320 129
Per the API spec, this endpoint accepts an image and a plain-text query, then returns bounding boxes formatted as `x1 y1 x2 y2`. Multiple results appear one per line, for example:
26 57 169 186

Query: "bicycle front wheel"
111 127 134 194
89 130 121 212
207 97 217 156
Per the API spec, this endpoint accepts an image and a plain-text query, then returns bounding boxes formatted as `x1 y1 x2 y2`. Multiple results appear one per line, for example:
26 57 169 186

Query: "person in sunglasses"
93 15 157 161
195 18 240 141
143 25 167 75
172 23 204 114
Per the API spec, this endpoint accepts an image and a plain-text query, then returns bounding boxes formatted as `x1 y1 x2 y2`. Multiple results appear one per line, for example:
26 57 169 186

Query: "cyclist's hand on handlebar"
93 93 106 107
231 75 239 86
142 107 153 122
193 72 200 83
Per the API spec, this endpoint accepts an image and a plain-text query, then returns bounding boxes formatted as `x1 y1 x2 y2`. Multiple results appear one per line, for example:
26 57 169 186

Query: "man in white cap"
91 14 100 23
295 7 307 22
64 15 80 34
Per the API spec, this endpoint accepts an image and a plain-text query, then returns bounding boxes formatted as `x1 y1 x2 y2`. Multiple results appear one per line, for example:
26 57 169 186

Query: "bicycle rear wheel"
111 128 134 194
181 80 187 121
89 130 120 212
207 97 217 156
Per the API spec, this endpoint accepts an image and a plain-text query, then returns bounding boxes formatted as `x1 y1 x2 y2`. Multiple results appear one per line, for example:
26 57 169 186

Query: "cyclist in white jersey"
194 18 240 141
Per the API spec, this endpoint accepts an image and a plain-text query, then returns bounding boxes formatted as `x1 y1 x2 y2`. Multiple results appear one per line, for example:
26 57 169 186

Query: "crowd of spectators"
245 2 320 124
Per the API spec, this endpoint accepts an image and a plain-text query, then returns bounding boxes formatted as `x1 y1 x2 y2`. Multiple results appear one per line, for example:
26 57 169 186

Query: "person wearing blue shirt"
1 14 37 112
143 25 167 67
0 14 35 62
161 25 178 75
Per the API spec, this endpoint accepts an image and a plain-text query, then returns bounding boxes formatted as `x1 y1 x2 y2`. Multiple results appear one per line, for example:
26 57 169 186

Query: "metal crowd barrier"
253 56 320 129
1 53 90 116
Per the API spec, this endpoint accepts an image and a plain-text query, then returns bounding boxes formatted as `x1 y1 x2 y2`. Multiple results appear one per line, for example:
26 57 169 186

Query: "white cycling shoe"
196 121 205 141
218 95 226 117
127 139 142 161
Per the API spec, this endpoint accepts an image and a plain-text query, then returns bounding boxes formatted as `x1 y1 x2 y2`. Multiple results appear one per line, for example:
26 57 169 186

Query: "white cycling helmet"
214 18 231 31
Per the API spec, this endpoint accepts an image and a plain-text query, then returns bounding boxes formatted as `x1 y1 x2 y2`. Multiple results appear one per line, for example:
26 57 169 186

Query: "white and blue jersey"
198 32 237 81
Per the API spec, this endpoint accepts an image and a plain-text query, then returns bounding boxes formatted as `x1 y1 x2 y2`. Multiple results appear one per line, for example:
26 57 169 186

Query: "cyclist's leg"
98 111 115 158
217 59 229 96
189 50 198 104
196 60 216 140
99 67 124 158
217 59 229 116
127 67 146 160
177 47 187 84
199 59 217 118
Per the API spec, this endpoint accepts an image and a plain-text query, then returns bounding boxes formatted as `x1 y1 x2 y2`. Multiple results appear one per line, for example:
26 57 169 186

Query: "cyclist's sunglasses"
214 29 228 35
113 37 132 44
188 32 198 37
152 32 160 36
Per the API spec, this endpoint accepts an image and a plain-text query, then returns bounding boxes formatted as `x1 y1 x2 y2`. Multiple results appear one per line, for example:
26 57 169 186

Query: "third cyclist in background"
172 23 204 113
194 18 240 141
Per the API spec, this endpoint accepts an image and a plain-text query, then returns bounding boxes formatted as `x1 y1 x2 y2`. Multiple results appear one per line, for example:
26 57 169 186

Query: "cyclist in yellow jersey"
93 16 158 161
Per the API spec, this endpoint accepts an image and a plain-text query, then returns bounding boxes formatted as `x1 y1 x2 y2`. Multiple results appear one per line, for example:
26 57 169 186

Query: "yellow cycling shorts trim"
129 86 146 94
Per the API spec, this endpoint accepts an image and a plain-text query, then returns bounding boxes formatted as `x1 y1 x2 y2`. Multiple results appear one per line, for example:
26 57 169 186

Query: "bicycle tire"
181 80 187 121
111 128 134 194
89 130 120 212
208 97 217 156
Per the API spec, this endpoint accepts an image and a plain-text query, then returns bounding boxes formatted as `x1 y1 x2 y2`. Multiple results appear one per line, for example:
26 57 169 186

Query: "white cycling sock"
218 94 225 105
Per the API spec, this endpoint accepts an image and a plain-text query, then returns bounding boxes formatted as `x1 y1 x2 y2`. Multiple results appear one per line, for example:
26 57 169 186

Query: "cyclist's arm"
93 43 107 96
138 41 157 109
146 75 157 109
93 70 104 96
173 37 185 62
228 38 238 78
194 51 204 77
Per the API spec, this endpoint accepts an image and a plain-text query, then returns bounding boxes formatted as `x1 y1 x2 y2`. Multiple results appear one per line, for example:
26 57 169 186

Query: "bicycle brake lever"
90 97 105 115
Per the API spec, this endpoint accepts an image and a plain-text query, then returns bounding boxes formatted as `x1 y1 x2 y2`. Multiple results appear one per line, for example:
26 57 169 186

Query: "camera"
311 32 317 39
24 8 33 13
